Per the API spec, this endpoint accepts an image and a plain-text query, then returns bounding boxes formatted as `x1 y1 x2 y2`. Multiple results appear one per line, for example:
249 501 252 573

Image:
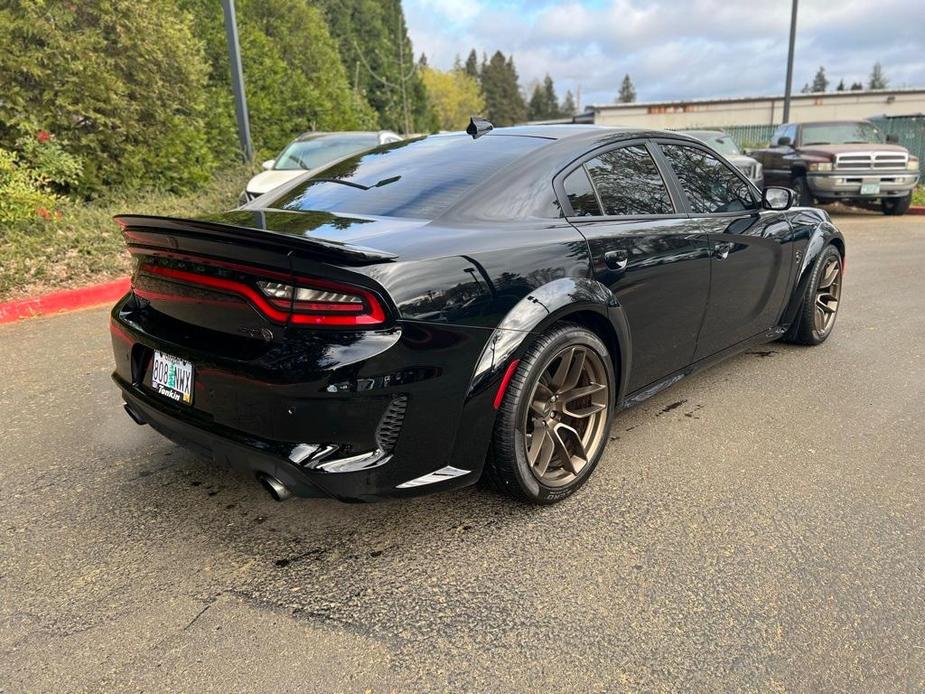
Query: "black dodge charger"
111 124 845 504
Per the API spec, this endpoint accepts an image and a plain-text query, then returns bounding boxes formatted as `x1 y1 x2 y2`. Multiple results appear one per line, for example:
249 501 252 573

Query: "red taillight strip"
493 359 521 410
138 262 385 326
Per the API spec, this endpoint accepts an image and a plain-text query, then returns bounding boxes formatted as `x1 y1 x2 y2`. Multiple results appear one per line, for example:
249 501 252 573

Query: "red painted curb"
909 205 925 216
0 277 130 325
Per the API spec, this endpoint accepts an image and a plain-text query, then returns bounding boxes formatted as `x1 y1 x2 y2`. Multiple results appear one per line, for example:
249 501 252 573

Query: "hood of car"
725 154 759 167
245 169 307 195
798 143 908 157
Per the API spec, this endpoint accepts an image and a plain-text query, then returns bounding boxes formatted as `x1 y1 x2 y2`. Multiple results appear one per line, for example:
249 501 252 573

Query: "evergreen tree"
315 0 436 133
528 83 547 121
850 82 864 91
617 74 636 103
542 75 559 117
182 0 378 159
800 83 811 94
464 49 479 79
560 90 577 117
811 66 829 92
480 51 526 126
836 79 845 91
868 62 888 90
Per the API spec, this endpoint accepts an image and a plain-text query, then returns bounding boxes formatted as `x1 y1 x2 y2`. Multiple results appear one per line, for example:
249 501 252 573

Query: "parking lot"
1 210 923 692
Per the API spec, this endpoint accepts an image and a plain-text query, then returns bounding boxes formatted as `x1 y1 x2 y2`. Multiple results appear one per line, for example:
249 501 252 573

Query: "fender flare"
466 277 632 404
780 216 845 326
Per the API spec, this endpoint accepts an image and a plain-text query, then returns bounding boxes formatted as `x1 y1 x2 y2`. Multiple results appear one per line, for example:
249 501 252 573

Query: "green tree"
617 74 636 103
182 0 377 159
527 74 562 120
560 90 577 117
315 0 436 134
868 62 888 90
850 82 864 91
836 79 846 91
420 66 486 131
481 51 527 126
464 49 479 79
811 66 829 92
0 0 215 194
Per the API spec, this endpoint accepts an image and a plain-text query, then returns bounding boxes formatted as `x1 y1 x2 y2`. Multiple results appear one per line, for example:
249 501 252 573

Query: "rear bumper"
808 171 918 199
111 296 495 501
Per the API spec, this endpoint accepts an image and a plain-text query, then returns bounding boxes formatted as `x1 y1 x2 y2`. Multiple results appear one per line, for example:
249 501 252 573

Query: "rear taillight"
256 279 385 325
136 258 386 327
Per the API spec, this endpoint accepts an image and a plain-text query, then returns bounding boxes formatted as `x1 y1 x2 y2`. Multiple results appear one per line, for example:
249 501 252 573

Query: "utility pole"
221 0 254 161
782 0 798 123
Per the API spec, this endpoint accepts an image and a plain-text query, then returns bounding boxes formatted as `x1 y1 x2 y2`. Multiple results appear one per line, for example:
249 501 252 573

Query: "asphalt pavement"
1 210 923 692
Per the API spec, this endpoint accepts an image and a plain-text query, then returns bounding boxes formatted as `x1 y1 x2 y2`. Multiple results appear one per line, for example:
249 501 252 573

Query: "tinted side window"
660 144 756 214
562 167 601 216
584 145 674 216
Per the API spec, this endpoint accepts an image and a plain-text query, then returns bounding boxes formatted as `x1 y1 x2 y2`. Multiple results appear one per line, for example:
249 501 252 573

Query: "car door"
558 140 712 393
654 140 794 360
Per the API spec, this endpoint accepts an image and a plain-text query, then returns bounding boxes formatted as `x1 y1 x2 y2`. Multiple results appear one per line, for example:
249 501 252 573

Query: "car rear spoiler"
114 214 398 265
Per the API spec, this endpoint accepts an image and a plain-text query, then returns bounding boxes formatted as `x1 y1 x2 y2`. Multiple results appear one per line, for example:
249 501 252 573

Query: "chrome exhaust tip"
257 474 291 502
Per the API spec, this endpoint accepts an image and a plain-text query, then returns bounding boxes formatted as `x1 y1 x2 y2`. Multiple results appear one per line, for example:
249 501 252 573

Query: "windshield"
705 134 741 156
801 122 884 146
266 134 547 219
274 135 380 171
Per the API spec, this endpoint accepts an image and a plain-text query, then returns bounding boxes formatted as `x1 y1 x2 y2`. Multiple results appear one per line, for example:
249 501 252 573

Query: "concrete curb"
0 277 130 325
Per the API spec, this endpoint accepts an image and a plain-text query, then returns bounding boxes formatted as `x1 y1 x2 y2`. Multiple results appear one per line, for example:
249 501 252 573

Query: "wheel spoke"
815 296 836 314
814 306 826 329
552 422 587 475
563 401 607 419
550 346 585 391
819 261 839 289
561 383 607 403
526 418 548 464
528 426 555 477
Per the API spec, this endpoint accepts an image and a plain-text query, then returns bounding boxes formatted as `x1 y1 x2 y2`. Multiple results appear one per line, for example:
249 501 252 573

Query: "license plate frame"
860 182 881 195
151 350 194 405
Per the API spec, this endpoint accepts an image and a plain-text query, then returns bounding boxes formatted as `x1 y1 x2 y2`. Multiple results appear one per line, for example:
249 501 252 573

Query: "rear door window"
582 145 674 216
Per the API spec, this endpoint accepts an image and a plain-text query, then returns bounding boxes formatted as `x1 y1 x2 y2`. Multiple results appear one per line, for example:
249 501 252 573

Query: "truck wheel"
793 176 813 206
882 194 911 216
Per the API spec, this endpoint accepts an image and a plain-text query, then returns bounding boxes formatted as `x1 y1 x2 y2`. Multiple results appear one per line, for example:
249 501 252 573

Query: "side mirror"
885 133 899 144
262 159 276 171
777 136 792 147
763 186 795 211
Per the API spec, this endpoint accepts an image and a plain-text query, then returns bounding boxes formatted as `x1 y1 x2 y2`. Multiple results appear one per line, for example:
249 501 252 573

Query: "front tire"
485 324 615 504
793 175 814 206
882 194 911 216
784 245 843 345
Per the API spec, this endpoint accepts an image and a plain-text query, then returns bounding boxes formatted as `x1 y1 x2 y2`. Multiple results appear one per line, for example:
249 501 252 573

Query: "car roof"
484 124 700 146
679 129 729 138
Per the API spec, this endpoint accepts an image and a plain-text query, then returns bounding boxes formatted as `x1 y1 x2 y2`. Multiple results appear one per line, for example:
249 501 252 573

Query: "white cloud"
404 0 925 107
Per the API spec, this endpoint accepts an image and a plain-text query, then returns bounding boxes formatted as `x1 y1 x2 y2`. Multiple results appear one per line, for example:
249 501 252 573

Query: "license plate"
860 182 881 195
151 351 194 404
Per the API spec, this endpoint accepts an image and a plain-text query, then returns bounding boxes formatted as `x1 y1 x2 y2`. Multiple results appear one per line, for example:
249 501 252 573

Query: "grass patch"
0 164 254 301
912 185 925 207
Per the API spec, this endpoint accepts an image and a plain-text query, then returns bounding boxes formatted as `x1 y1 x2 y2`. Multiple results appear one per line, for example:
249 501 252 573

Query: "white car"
240 130 402 203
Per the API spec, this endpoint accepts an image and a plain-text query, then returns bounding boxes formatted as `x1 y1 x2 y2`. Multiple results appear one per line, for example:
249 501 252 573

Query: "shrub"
0 147 60 224
0 0 215 195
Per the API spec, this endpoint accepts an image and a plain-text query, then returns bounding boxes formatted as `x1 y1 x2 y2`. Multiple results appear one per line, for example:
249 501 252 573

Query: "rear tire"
882 194 911 216
485 323 615 504
784 245 843 345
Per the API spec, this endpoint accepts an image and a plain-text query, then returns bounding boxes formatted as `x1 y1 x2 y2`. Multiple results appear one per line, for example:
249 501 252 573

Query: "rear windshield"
266 134 546 219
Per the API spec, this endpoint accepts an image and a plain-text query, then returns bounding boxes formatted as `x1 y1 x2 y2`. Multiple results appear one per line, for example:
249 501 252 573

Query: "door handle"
713 242 735 260
604 249 628 270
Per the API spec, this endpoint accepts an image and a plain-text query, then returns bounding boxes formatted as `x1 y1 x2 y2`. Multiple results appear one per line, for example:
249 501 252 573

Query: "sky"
403 0 925 108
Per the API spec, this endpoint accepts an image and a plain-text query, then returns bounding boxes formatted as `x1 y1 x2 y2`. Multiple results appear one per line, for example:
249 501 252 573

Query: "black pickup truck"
750 120 919 215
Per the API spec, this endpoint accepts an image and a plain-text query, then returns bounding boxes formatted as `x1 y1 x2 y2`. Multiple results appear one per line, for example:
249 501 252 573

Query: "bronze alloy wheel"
522 344 610 487
814 255 842 336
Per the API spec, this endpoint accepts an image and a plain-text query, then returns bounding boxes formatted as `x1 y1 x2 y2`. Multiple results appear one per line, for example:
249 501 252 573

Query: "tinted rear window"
266 134 546 219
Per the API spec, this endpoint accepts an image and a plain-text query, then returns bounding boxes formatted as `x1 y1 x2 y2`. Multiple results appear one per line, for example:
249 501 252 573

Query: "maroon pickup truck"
750 120 919 215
